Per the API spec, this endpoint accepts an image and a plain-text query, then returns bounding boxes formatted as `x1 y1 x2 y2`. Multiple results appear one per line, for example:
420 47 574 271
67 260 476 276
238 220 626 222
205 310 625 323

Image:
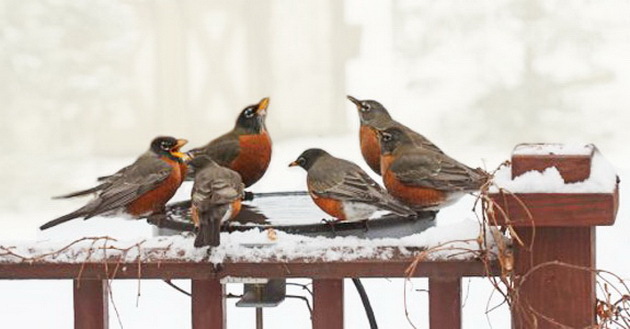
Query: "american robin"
289 148 416 222
347 95 443 175
40 136 190 230
191 159 244 247
187 97 271 187
377 127 488 210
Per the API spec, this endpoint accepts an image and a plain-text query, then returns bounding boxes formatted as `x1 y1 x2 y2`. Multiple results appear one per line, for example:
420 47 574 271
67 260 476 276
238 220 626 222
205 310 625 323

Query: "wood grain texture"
488 188 618 226
512 227 596 329
192 279 225 329
312 279 344 329
512 154 592 183
74 279 108 329
0 259 499 280
429 277 461 329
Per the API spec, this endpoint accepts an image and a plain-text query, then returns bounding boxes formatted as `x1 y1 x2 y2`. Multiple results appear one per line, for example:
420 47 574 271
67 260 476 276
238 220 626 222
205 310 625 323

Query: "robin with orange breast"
377 127 488 210
191 159 244 247
347 95 443 175
40 136 190 230
289 148 416 222
187 97 271 188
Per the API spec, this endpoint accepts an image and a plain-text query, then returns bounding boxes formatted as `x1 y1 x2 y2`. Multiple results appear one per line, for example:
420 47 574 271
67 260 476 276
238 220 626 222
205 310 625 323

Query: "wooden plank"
488 189 618 226
429 277 461 329
512 154 592 183
312 279 344 329
192 279 225 329
0 259 499 280
512 227 596 329
74 279 108 329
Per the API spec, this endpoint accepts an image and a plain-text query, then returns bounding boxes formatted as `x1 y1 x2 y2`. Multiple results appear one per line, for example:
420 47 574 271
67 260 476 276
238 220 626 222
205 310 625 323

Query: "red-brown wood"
488 188 618 227
512 227 596 329
74 279 108 329
429 277 461 329
511 143 594 183
192 279 225 329
0 258 498 280
312 279 344 329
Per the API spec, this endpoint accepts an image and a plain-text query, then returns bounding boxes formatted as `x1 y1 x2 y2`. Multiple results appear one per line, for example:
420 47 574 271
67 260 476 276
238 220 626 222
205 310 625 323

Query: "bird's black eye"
381 132 392 142
298 157 306 165
244 108 255 118
160 141 171 150
361 102 371 112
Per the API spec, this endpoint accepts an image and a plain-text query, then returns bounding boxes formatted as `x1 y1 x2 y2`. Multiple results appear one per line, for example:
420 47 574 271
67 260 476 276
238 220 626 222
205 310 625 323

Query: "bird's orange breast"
126 158 185 217
381 154 445 208
229 199 242 220
360 125 382 175
230 132 272 187
308 190 346 220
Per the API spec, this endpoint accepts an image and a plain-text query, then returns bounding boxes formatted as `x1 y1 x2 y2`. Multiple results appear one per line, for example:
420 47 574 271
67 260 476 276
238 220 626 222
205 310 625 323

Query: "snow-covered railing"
0 143 620 329
488 143 619 329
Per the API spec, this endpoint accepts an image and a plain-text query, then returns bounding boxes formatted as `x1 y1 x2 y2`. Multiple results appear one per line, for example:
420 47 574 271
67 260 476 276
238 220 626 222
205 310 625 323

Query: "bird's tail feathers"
52 183 108 199
40 210 85 230
193 207 223 248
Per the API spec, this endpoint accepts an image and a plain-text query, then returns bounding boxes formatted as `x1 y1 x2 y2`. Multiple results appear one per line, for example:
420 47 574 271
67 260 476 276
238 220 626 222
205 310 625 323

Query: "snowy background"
1 0 629 328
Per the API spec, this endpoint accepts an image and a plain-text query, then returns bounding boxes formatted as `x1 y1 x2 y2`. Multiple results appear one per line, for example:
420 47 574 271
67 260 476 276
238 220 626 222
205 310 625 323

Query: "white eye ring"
381 133 392 142
244 109 255 118
361 102 371 112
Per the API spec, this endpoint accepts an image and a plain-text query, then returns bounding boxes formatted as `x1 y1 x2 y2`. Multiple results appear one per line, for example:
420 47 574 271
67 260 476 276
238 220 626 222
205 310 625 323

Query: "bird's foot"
321 218 339 233
362 219 370 232
146 213 166 227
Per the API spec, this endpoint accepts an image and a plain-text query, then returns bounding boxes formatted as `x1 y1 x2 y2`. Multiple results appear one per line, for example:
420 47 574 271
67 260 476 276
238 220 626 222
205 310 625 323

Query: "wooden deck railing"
0 144 620 329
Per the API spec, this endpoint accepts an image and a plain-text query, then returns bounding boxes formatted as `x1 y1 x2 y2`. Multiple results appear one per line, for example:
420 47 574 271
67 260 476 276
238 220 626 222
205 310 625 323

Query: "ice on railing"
490 150 618 193
0 219 504 265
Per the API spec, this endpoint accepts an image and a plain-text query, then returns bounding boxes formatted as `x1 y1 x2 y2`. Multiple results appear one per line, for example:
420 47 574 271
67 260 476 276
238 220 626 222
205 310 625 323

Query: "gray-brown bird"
41 136 190 230
187 98 271 187
289 148 416 222
347 95 443 175
191 159 244 247
377 127 488 210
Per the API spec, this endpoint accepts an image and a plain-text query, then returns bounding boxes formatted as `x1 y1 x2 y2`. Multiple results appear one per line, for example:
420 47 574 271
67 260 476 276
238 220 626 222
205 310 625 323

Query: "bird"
190 159 244 247
347 95 443 175
377 126 488 210
40 136 190 230
289 148 416 222
187 97 272 187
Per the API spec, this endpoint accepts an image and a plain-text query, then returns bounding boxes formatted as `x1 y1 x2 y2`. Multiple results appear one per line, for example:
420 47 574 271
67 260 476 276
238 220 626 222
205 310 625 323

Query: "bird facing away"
377 127 488 210
289 148 416 222
187 97 272 187
191 160 244 248
347 95 443 175
40 137 190 230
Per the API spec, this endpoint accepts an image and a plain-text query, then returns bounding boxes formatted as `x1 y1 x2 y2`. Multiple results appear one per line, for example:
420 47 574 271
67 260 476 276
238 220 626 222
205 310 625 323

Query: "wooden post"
74 279 108 329
192 279 225 329
489 144 619 329
429 277 461 329
312 279 344 329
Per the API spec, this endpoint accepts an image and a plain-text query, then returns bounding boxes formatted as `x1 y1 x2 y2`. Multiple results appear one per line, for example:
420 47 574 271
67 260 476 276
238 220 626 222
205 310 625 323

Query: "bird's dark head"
347 95 392 126
289 148 329 171
377 127 410 155
151 136 189 162
235 97 270 134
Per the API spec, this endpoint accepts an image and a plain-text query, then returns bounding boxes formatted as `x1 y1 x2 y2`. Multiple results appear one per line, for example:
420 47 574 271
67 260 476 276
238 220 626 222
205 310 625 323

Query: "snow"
0 219 502 264
513 143 594 156
490 150 618 193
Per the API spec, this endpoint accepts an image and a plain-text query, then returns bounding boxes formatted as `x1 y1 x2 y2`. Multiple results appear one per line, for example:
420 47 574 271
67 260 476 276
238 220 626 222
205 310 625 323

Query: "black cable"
352 278 378 329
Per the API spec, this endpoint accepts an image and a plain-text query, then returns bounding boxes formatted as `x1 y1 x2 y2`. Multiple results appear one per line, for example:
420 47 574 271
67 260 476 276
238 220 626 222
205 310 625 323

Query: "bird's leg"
321 218 339 234
146 213 166 227
362 219 370 232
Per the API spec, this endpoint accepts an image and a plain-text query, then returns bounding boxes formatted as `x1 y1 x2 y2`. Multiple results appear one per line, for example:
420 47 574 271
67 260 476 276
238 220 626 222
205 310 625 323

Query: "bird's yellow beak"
288 160 299 167
347 95 361 107
256 97 270 115
170 139 190 160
